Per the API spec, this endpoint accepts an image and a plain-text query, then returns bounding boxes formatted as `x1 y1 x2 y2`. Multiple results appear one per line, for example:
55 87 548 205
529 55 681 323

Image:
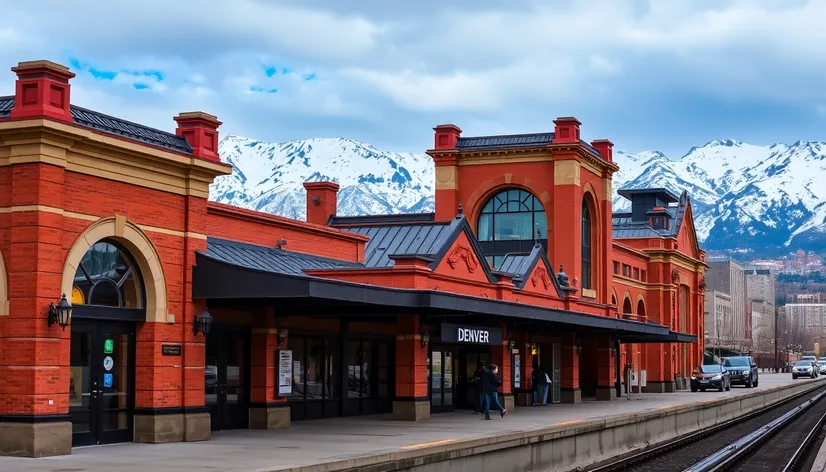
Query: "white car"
793 360 818 379
818 361 826 375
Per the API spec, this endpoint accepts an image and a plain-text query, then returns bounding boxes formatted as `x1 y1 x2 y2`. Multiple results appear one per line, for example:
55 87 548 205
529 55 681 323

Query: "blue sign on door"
103 373 113 388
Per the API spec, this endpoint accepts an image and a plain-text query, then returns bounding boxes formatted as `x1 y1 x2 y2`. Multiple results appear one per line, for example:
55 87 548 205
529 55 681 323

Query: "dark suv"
723 356 759 388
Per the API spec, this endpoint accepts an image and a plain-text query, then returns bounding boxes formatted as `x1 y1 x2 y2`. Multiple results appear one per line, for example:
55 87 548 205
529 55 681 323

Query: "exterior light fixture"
420 333 431 348
509 340 517 352
277 328 289 345
48 294 73 330
193 308 213 336
576 344 583 355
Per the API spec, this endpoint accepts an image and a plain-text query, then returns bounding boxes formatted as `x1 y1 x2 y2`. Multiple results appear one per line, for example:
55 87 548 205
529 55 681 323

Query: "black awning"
193 253 695 343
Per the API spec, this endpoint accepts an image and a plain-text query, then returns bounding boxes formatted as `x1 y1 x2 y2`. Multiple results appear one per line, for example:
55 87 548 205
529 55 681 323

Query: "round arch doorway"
69 239 144 447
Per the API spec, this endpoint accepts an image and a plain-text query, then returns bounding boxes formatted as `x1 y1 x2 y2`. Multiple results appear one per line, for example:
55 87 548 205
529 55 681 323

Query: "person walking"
531 363 549 406
480 364 508 420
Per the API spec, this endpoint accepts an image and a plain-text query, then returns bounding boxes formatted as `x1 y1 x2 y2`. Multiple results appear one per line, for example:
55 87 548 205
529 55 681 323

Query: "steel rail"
780 401 826 472
586 382 825 472
682 388 826 472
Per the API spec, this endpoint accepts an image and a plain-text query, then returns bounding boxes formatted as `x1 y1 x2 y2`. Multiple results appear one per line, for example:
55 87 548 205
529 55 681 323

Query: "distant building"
783 304 826 350
706 258 748 349
705 290 734 349
744 268 776 354
797 293 823 303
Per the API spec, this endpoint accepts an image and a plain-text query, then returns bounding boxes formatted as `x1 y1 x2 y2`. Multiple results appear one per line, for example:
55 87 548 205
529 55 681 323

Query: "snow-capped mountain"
210 134 826 256
615 139 826 254
211 135 434 220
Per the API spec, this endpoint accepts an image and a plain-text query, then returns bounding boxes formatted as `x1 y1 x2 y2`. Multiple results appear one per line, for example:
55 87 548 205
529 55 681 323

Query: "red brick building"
0 60 704 457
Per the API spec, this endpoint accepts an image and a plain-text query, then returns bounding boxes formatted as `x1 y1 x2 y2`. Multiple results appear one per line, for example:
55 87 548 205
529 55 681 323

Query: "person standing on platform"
531 363 549 406
480 364 508 420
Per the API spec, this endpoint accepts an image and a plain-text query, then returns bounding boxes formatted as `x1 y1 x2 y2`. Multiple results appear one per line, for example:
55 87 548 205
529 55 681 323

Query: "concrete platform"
1 374 822 472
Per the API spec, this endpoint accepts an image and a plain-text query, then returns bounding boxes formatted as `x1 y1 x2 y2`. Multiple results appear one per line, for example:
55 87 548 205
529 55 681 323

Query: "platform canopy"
192 249 696 344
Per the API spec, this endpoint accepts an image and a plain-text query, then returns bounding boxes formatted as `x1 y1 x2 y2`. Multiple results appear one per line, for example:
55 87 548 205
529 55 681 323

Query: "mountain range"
210 135 826 257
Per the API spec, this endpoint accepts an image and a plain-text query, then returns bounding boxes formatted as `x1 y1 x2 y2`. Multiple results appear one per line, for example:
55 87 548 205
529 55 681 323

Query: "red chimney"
174 112 222 161
591 139 614 162
304 181 339 226
433 124 462 150
552 117 582 144
10 60 75 122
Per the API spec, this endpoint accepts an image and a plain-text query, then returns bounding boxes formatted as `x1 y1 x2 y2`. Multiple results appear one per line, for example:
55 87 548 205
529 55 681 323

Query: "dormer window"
646 206 671 231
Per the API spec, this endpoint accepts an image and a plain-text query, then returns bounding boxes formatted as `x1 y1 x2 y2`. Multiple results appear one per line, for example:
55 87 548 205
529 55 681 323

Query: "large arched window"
476 188 548 268
72 240 144 309
581 201 592 290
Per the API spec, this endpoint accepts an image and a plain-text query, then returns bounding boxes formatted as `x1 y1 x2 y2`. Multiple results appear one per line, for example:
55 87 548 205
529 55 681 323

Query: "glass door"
552 343 562 403
70 321 135 447
205 329 250 431
429 346 456 413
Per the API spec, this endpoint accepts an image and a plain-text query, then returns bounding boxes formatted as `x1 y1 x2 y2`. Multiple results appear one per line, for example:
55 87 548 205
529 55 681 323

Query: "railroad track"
587 382 826 472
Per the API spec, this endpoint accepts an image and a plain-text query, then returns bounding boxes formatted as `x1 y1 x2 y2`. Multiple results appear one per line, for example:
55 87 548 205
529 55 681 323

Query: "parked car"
793 360 818 379
802 356 818 364
723 356 759 388
690 364 731 392
818 360 826 375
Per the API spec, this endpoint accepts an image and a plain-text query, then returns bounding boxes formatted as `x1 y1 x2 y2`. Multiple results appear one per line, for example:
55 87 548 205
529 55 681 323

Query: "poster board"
278 350 292 396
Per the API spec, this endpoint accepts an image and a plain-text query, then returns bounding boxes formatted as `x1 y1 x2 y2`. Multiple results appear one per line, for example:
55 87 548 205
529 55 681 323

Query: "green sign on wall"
104 339 114 354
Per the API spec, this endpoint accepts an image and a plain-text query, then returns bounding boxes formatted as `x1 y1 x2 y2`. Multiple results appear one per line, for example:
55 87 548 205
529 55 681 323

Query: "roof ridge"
458 131 554 140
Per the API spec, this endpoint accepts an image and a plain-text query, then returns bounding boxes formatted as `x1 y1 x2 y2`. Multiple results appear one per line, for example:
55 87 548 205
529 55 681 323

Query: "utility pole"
774 306 778 372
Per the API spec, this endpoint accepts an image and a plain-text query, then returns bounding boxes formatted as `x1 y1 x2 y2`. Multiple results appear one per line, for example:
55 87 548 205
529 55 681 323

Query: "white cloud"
0 0 824 156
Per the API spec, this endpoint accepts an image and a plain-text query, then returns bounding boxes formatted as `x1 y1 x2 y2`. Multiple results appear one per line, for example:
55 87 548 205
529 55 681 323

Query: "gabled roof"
205 237 361 276
339 220 454 268
612 190 690 239
0 96 193 154
497 244 564 295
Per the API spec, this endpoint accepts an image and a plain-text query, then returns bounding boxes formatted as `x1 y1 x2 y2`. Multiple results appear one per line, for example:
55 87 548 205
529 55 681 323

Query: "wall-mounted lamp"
420 332 431 348
576 344 583 355
277 328 289 345
48 294 73 330
193 308 213 336
508 340 516 353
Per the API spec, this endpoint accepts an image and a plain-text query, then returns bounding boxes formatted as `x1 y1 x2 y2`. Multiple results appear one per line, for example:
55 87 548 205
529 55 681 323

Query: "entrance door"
459 349 489 410
206 329 250 431
429 347 456 413
70 322 135 447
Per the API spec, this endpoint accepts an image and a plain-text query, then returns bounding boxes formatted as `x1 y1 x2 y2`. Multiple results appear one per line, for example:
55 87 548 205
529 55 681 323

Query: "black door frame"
70 318 136 447
457 347 489 410
428 344 457 413
206 326 251 431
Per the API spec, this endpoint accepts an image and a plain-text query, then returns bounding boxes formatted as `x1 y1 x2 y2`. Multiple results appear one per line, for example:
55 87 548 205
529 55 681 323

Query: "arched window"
637 300 646 319
622 298 633 315
476 188 547 268
581 201 592 290
72 240 144 309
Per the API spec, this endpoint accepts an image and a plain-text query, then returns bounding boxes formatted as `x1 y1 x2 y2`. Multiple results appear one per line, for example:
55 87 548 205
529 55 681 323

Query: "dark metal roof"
456 132 555 150
497 253 532 275
0 96 192 154
617 187 680 203
343 221 455 268
330 212 435 226
612 190 691 239
192 252 695 343
0 96 13 117
205 237 361 275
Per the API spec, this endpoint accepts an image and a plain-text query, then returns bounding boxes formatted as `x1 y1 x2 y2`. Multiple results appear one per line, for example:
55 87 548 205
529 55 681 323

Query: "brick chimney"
10 60 75 122
174 112 221 161
433 124 462 150
304 181 339 226
552 117 581 144
591 139 614 162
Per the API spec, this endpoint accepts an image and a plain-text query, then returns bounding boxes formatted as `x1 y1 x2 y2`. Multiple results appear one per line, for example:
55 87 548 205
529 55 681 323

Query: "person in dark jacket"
480 364 508 420
531 363 549 406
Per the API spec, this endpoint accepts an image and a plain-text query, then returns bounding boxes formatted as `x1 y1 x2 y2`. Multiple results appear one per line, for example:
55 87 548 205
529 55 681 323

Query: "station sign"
440 323 502 345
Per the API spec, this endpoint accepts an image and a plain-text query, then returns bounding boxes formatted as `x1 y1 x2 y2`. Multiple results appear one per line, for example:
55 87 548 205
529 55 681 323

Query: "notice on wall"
278 350 293 396
513 352 521 389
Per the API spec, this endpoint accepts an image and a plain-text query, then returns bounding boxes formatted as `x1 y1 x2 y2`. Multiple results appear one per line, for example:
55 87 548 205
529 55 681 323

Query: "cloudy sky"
2 0 825 158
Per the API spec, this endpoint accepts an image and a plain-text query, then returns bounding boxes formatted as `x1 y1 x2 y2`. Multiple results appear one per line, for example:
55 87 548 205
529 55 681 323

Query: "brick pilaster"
561 333 581 403
393 314 429 420
596 334 616 401
249 308 289 429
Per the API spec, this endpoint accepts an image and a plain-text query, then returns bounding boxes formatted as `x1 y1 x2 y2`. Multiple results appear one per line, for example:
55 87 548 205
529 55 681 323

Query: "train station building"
0 60 705 457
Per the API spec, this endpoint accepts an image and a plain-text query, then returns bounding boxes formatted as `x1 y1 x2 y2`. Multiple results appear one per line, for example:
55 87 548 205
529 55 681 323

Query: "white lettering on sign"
457 328 490 344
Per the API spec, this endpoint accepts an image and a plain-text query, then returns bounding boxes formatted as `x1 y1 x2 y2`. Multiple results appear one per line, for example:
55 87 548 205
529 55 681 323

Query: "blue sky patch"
249 86 278 94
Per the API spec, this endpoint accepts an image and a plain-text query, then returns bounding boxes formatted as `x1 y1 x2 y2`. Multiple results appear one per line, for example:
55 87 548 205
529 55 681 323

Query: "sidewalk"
0 373 814 472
